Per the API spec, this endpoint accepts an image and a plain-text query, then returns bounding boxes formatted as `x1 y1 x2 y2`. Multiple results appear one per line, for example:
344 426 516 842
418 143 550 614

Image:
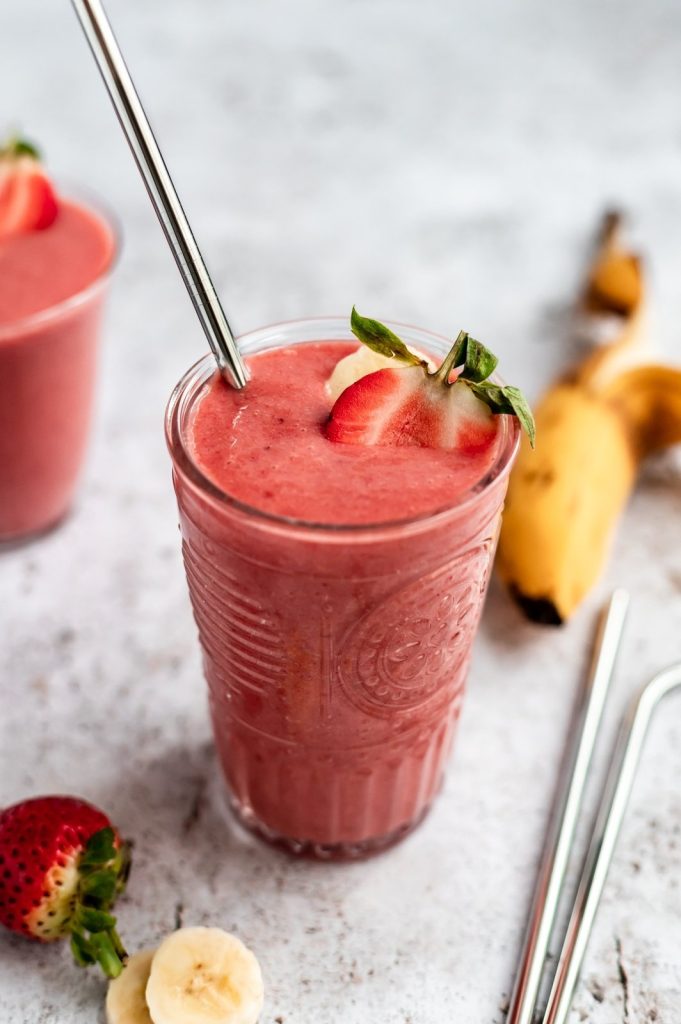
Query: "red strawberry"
326 363 498 451
0 137 58 241
325 308 535 450
0 796 130 977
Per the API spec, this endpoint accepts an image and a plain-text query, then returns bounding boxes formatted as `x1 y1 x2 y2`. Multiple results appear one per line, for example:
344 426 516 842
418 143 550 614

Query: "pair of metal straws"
508 589 681 1023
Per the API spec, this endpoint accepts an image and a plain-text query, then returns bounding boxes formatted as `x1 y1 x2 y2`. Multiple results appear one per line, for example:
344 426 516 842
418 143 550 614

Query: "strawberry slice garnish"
0 795 131 977
0 137 58 242
325 308 535 451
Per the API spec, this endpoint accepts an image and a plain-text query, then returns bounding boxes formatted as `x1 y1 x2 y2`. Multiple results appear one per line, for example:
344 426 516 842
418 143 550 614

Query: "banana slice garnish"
145 927 264 1024
326 343 434 402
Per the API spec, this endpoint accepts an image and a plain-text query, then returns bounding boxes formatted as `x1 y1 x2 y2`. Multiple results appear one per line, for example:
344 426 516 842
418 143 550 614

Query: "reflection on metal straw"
542 662 681 1024
71 0 249 390
507 589 630 1024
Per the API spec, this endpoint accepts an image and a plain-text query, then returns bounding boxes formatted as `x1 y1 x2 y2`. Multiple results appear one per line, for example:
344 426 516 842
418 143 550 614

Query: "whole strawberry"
0 796 130 977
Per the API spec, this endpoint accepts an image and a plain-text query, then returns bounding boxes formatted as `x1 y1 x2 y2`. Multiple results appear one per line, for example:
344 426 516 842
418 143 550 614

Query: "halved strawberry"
0 138 58 241
325 308 535 451
0 795 130 977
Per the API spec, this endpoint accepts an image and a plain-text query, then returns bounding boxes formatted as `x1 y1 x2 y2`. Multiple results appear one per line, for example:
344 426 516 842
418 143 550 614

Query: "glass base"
226 791 432 861
0 503 72 548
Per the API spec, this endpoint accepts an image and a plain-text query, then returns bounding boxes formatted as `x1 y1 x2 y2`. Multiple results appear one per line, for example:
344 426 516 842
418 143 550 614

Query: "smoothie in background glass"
166 318 521 857
0 141 116 542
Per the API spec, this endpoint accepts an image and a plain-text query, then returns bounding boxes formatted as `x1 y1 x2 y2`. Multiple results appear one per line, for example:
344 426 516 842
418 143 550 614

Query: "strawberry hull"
166 319 519 857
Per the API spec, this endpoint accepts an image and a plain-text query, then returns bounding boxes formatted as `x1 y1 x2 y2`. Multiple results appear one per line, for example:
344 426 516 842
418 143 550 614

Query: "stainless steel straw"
542 661 681 1024
507 589 630 1024
71 0 249 389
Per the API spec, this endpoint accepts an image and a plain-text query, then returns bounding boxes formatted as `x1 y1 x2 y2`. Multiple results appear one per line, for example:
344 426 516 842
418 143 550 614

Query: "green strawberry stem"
69 828 130 978
350 307 536 446
432 330 468 385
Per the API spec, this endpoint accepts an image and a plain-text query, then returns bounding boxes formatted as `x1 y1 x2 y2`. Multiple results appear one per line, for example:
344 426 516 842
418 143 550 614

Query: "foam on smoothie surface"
0 199 114 325
189 342 503 526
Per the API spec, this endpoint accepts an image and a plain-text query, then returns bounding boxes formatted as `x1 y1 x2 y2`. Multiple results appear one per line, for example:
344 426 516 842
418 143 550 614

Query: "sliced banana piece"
146 927 264 1024
106 948 156 1024
326 343 433 402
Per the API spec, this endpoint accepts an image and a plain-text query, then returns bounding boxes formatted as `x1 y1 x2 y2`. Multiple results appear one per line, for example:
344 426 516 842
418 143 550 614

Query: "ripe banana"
145 927 264 1024
497 211 681 623
106 948 156 1024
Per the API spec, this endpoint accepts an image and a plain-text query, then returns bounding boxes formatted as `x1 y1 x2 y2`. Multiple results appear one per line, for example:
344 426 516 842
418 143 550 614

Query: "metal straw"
507 589 630 1024
71 0 249 389
542 662 681 1024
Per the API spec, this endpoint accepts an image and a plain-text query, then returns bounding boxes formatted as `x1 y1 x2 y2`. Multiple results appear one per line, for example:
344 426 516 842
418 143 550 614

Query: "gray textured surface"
2 0 681 1020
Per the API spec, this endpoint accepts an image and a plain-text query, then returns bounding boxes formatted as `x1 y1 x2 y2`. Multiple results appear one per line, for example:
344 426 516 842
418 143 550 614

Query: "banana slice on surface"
146 927 264 1024
106 948 156 1024
326 344 434 402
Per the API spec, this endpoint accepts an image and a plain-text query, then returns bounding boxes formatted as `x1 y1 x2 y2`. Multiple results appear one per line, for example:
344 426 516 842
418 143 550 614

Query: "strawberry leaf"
457 336 499 383
433 330 498 385
65 830 131 978
69 904 127 977
79 827 117 867
351 307 423 367
469 381 536 447
0 136 41 161
110 928 127 961
70 930 95 968
80 869 118 904
89 932 125 979
77 907 117 933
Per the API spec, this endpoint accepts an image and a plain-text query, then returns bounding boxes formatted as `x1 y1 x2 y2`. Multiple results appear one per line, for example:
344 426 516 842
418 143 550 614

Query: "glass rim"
0 183 121 341
165 315 521 536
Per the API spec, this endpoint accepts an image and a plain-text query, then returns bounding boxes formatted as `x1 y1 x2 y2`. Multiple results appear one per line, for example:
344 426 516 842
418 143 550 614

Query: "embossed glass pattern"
166 319 519 857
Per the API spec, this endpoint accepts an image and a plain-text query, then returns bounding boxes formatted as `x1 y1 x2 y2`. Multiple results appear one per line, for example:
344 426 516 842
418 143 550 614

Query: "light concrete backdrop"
1 1 681 1021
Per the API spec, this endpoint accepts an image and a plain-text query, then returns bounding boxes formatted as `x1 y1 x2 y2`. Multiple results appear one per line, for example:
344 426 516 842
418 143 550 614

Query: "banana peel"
496 211 681 624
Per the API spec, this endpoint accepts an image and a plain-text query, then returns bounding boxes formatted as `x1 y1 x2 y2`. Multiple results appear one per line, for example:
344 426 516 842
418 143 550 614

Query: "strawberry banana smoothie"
167 316 530 856
0 140 115 541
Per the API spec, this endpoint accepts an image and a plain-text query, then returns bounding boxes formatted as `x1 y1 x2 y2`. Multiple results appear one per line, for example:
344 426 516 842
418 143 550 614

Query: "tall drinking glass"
166 318 519 857
0 195 118 542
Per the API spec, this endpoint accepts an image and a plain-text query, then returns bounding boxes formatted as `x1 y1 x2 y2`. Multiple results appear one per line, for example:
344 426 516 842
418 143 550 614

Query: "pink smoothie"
0 199 115 540
168 325 518 855
190 342 502 525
